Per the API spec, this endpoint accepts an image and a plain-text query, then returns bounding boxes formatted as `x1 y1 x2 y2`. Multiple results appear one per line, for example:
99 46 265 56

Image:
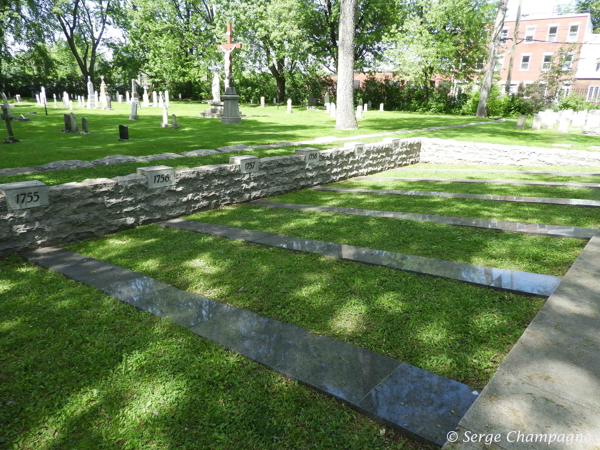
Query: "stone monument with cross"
1 93 19 144
218 24 242 124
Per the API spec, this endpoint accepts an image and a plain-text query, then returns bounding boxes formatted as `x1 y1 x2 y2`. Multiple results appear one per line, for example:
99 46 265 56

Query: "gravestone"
69 113 77 132
307 96 316 110
571 111 586 129
117 92 122 103
118 125 129 141
106 96 112 111
221 86 242 124
230 155 258 174
136 166 175 189
516 114 525 129
81 117 89 134
143 86 149 108
2 95 13 119
94 92 99 109
53 94 57 108
1 94 19 144
35 94 40 106
129 102 139 120
15 95 21 103
131 79 140 107
160 105 170 127
329 102 336 118
212 72 221 103
159 93 164 108
69 100 73 111
356 105 362 120
126 91 130 103
40 87 46 106
87 76 96 109
325 103 330 113
0 180 49 211
324 92 330 106
62 114 72 132
179 93 182 100
358 98 363 108
531 114 542 130
559 117 570 133
171 114 180 129
152 91 158 107
380 103 384 111
100 76 107 107
287 98 292 113
367 100 372 111
273 98 276 105
260 97 265 108
364 103 368 113
200 72 225 118
165 91 169 108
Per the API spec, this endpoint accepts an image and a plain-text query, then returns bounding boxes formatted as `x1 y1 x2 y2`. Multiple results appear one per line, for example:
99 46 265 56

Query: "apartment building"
498 12 600 100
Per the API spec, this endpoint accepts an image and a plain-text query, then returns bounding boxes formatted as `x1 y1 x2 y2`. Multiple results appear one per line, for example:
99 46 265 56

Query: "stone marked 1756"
136 166 176 189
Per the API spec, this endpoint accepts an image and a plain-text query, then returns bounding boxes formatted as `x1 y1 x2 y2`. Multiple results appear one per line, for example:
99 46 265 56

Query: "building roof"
505 12 590 23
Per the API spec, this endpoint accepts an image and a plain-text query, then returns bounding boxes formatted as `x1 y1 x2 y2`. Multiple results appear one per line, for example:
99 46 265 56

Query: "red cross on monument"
217 24 242 88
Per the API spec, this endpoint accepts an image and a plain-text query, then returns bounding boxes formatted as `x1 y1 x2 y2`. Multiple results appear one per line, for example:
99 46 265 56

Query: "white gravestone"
296 148 320 163
329 102 336 118
344 142 365 156
160 105 170 127
143 87 149 108
126 91 130 104
287 99 292 113
152 91 158 107
559 118 570 133
516 115 525 129
531 114 542 131
36 94 40 105
230 155 259 174
0 180 49 211
136 166 175 189
53 94 57 108
87 77 95 109
129 102 139 120
380 103 384 111
212 72 221 103
260 97 265 108
159 93 164 108
356 105 363 119
364 103 368 112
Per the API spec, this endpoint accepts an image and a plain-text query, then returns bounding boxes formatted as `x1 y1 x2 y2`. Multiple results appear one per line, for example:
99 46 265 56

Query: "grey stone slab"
160 218 277 242
170 220 561 296
216 144 250 153
180 149 220 157
398 168 600 177
358 362 479 446
362 176 600 188
104 276 175 302
312 186 600 208
251 200 600 239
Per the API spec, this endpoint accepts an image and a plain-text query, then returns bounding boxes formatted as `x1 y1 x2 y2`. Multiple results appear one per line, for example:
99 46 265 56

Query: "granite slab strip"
21 246 478 447
358 176 600 188
442 236 600 450
251 199 600 239
311 186 600 208
397 168 600 177
159 219 561 296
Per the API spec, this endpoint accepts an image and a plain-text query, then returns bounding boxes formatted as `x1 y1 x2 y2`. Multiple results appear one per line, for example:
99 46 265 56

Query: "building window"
353 80 361 89
494 54 504 71
547 25 559 42
587 86 600 101
525 26 536 43
509 83 518 94
562 54 573 71
542 53 553 71
520 54 531 71
475 57 484 71
568 24 580 42
501 28 509 43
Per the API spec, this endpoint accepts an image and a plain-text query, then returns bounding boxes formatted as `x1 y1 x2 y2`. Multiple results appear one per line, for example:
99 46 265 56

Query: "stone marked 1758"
295 148 320 163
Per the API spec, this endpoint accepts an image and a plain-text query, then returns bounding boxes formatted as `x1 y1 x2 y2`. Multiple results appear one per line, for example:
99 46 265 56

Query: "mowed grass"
271 189 600 228
185 204 584 276
0 254 434 450
68 225 544 390
1 100 488 169
333 178 600 201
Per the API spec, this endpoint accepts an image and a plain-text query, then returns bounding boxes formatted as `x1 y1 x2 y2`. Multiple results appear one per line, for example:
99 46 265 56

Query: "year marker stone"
0 180 49 211
229 155 259 174
382 137 400 149
296 148 320 163
344 142 366 156
136 165 176 189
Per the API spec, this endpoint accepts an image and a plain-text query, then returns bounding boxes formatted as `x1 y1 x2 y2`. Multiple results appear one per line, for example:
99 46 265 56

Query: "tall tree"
336 0 357 129
576 0 600 32
504 0 522 94
476 0 508 118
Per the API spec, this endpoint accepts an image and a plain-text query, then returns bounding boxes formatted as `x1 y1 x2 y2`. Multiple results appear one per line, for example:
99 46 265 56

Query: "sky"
506 0 576 17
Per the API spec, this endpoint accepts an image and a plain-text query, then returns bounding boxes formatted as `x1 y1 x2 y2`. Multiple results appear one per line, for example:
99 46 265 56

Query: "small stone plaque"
136 165 176 189
0 180 49 211
229 155 259 174
382 138 400 149
344 142 366 156
296 148 320 163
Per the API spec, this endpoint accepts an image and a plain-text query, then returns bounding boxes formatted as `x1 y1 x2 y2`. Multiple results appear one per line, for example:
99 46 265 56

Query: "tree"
336 0 357 130
576 0 600 32
300 0 400 73
384 0 493 100
504 0 522 94
476 0 508 118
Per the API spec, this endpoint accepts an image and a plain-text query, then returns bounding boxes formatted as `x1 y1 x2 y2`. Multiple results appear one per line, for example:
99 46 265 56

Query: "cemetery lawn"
68 225 544 390
184 204 584 276
271 189 600 229
0 255 431 450
1 101 489 170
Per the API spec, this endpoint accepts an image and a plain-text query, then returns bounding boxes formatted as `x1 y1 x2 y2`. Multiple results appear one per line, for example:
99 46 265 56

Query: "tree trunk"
276 76 285 103
476 0 509 118
269 57 286 103
505 0 522 94
336 0 358 130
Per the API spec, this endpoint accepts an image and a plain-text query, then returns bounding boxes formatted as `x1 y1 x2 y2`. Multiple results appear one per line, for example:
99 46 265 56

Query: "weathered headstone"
159 93 164 108
324 92 330 106
69 100 73 111
152 91 158 107
81 117 89 134
87 76 96 109
329 102 336 118
35 94 40 106
69 113 77 132
212 72 221 103
106 96 112 111
118 125 129 141
15 95 21 103
273 98 276 104
0 180 49 210
126 91 130 104
287 98 292 113
516 114 525 129
531 114 542 131
62 114 72 132
230 155 259 174
367 100 372 111
171 114 180 129
160 105 170 127
380 103 384 111
131 79 140 106
94 91 99 109
1 94 19 144
53 94 57 108
356 105 362 120
260 97 265 108
100 76 107 107
129 102 139 120
179 93 182 100
307 96 316 110
559 117 570 133
143 86 149 108
117 92 122 103
382 137 401 149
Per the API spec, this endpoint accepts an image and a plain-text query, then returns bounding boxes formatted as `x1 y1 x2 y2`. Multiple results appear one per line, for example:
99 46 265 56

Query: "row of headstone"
524 109 600 134
61 113 89 134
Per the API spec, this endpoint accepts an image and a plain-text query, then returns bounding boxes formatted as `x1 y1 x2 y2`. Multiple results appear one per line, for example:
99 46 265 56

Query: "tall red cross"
217 24 242 79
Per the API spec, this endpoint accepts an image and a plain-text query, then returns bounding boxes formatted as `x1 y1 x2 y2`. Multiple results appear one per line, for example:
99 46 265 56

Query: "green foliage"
558 92 587 111
576 0 600 32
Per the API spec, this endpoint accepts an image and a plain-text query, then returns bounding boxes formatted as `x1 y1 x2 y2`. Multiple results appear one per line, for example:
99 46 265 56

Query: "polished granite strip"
355 176 600 188
396 168 600 177
444 236 600 450
21 246 478 447
311 186 600 207
251 199 600 239
160 219 562 296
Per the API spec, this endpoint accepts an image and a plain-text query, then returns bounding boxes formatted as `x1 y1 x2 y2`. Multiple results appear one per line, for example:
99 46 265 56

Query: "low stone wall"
0 139 421 255
421 138 600 167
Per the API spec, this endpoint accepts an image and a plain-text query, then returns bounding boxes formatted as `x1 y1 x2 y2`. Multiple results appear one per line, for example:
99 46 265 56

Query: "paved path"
311 186 600 208
358 177 600 188
444 236 600 450
251 200 600 239
159 218 561 296
22 246 478 447
396 168 600 177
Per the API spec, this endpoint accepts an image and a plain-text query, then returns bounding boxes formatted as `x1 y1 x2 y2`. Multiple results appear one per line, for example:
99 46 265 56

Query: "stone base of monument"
160 123 172 128
200 101 225 118
129 115 139 120
221 87 242 125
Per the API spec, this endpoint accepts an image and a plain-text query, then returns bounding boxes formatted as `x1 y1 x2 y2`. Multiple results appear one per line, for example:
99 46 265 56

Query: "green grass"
67 225 544 390
184 204 583 276
270 189 600 229
1 100 489 170
408 163 600 172
0 254 433 450
332 178 600 201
